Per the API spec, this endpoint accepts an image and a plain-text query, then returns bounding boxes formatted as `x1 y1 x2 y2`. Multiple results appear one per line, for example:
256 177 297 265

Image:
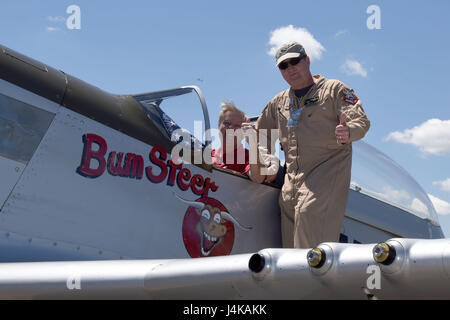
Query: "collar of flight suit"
287 74 326 109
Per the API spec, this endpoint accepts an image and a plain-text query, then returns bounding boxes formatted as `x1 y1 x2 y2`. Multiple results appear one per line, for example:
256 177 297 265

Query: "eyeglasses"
278 56 306 70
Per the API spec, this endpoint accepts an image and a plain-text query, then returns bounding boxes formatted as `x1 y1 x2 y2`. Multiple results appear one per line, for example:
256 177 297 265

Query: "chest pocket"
277 97 291 123
304 97 336 123
278 107 290 121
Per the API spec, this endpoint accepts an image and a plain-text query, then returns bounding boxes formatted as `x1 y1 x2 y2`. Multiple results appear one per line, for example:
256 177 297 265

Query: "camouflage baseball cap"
275 42 306 66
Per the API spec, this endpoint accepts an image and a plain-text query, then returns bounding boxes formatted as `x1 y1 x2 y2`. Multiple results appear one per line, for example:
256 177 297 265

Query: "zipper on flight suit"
293 84 320 201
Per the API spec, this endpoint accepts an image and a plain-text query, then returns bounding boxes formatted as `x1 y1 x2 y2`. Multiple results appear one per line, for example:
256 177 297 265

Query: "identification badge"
287 108 302 127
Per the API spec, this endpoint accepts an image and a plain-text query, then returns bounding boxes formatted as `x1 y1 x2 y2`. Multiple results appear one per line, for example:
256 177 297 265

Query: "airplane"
0 44 448 300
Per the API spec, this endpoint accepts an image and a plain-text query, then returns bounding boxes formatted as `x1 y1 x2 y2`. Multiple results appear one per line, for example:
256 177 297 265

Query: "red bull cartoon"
175 194 251 258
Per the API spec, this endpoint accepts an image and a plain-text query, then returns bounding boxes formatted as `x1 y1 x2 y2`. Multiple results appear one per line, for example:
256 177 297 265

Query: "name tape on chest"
304 96 319 106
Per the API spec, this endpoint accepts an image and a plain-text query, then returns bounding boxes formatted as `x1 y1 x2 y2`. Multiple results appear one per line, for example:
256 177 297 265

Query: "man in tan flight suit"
245 42 370 249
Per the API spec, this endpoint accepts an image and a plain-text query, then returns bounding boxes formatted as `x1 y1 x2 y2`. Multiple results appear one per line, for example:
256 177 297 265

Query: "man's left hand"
335 113 350 144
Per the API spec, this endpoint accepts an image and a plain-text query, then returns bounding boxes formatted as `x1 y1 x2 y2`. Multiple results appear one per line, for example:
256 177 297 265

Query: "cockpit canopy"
351 141 439 225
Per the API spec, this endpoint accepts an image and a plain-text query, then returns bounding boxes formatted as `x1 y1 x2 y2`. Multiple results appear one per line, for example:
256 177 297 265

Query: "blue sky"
1 0 450 235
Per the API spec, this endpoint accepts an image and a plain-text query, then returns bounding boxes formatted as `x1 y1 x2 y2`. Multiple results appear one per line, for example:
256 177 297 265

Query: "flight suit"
256 74 370 248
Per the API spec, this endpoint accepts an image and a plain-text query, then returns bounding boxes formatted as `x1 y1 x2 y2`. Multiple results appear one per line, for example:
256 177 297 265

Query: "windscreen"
351 141 439 225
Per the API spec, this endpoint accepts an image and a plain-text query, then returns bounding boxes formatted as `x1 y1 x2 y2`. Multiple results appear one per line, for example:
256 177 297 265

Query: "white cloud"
382 186 411 203
341 59 368 77
428 194 450 216
411 198 429 215
433 178 450 192
385 119 450 155
47 16 66 23
46 26 61 32
268 25 325 61
362 185 433 218
334 30 348 38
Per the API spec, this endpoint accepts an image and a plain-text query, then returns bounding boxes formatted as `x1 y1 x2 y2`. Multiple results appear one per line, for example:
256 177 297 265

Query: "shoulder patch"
342 88 359 105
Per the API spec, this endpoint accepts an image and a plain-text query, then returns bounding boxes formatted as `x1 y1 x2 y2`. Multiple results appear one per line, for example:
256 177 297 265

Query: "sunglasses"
278 55 306 70
222 121 241 129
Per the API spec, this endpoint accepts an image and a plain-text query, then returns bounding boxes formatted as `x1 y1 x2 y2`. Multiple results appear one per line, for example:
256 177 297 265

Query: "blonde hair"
218 101 246 127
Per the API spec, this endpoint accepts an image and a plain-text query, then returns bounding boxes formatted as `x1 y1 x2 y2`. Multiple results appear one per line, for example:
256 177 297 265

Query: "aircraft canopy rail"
133 86 212 148
351 141 440 226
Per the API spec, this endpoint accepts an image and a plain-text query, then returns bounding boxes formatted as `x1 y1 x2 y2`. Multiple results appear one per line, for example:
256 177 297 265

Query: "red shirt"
212 146 250 174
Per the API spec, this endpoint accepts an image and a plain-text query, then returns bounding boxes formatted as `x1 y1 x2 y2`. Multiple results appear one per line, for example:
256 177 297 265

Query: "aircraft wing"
1 238 450 300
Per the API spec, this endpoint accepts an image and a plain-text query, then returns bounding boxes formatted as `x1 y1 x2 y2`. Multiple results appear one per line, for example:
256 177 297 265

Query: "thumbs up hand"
335 113 350 144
